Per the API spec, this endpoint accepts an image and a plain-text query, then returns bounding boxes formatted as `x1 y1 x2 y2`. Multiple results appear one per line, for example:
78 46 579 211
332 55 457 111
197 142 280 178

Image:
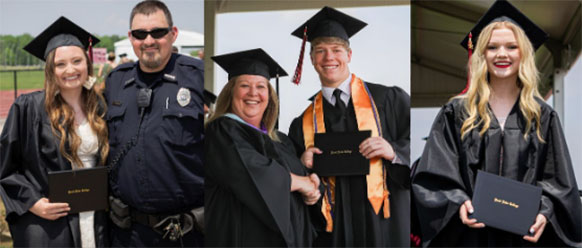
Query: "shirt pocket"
106 104 127 146
161 101 203 146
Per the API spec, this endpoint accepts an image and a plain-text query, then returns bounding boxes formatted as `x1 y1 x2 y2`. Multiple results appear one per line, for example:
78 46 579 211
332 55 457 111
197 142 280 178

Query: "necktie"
333 89 346 114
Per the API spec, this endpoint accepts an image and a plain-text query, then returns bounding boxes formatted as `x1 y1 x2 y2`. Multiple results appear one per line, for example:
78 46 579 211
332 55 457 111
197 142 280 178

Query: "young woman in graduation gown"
204 49 320 247
0 17 109 247
411 2 581 247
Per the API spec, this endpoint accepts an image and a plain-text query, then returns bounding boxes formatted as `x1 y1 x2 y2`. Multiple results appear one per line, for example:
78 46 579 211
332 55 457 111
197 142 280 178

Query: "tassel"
88 37 94 63
461 32 473 95
292 26 308 85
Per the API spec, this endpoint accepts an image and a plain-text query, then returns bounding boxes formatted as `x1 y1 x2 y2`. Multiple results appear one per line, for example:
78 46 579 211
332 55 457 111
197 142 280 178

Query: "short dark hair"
130 0 173 28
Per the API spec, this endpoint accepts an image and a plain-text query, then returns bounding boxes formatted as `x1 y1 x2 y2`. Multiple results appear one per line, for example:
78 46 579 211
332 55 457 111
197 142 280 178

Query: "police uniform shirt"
104 53 204 214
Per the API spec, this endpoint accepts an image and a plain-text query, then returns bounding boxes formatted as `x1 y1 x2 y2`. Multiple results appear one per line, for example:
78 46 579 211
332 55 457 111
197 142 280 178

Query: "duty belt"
109 196 195 241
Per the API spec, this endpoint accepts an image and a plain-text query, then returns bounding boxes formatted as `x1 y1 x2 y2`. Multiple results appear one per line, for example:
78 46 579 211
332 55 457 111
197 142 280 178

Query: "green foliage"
0 34 125 66
0 34 39 66
94 34 124 52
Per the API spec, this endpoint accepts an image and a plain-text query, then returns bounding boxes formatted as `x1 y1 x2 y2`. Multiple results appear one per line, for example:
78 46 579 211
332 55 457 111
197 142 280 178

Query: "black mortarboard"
211 48 288 80
290 6 366 84
460 0 548 51
23 16 100 61
119 53 128 58
203 89 217 106
291 6 367 42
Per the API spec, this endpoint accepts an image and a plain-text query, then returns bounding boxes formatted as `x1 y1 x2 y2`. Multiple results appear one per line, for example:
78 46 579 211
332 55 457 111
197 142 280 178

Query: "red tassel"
460 32 473 95
292 26 308 85
88 37 93 63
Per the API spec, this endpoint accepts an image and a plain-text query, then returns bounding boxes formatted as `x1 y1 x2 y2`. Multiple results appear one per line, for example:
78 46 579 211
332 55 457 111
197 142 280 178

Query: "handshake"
290 173 322 205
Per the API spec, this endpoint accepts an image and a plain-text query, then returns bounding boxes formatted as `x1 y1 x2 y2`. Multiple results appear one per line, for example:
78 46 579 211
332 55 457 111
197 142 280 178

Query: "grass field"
0 70 44 90
0 66 101 91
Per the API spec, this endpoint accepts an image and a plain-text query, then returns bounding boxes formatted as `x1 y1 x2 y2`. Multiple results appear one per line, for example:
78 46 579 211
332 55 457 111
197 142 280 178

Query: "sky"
214 5 411 134
0 0 204 36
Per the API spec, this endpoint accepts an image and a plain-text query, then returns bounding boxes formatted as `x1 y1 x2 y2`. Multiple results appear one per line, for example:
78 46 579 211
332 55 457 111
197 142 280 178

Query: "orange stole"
302 74 390 232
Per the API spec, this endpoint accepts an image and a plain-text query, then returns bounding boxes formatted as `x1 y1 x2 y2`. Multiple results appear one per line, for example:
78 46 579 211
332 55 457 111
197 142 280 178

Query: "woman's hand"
359 137 395 161
459 200 485 228
523 214 547 243
301 146 322 169
29 197 70 220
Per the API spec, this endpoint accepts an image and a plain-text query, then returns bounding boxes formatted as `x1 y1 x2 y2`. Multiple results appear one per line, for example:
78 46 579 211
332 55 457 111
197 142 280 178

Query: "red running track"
0 89 42 119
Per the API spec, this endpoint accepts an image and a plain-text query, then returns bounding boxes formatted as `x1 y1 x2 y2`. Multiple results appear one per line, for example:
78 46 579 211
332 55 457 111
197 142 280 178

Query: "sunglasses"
131 27 171 40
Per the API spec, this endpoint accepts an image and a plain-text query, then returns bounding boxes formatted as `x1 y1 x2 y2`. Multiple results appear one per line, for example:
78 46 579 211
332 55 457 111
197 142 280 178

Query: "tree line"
0 34 124 67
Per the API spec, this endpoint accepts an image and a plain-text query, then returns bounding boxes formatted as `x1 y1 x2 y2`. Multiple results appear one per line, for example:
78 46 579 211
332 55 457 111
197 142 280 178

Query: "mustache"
141 44 159 50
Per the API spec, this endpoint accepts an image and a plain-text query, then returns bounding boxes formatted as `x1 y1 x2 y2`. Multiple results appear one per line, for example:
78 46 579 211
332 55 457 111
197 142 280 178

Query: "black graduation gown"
412 98 582 247
288 83 411 247
0 91 108 247
204 116 315 247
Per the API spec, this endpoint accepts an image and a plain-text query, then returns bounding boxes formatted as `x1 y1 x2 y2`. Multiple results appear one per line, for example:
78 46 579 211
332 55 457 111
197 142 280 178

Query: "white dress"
75 121 98 248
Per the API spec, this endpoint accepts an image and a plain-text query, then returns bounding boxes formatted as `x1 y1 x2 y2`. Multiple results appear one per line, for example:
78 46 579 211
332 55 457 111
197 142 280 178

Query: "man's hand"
359 137 395 161
301 146 322 169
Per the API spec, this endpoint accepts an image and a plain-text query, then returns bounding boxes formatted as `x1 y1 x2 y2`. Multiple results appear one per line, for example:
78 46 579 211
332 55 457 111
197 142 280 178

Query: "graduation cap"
23 16 99 62
211 48 288 80
291 6 367 84
119 53 128 58
459 0 548 94
460 0 548 51
203 89 217 106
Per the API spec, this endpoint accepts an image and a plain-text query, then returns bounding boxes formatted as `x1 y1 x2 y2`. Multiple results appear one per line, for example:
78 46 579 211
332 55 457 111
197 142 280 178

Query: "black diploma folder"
313 131 371 176
471 170 542 236
48 167 108 213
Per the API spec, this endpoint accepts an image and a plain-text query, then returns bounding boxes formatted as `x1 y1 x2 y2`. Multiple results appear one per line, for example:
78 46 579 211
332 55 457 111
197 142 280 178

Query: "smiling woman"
0 16 109 247
205 48 320 247
411 1 582 246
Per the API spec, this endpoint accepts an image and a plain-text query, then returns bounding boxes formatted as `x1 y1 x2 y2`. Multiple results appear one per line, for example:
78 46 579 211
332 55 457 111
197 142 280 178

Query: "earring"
84 76 97 90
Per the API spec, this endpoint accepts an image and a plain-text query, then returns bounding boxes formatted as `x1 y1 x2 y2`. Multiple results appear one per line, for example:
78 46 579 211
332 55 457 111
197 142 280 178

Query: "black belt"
109 196 195 241
131 210 168 227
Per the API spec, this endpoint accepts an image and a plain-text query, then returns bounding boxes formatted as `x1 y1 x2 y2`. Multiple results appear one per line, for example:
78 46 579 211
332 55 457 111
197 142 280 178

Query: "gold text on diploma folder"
67 188 91 195
330 150 353 155
493 197 519 209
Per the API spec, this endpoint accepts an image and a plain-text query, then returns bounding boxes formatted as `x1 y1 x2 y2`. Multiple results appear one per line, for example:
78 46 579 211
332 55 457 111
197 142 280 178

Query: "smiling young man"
287 6 411 247
104 0 204 246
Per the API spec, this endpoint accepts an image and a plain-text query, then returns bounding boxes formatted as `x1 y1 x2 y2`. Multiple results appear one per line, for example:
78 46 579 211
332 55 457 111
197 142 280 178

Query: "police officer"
104 1 204 246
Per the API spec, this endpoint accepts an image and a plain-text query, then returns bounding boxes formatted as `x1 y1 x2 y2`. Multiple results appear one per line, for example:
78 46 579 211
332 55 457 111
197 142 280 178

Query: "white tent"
114 29 204 63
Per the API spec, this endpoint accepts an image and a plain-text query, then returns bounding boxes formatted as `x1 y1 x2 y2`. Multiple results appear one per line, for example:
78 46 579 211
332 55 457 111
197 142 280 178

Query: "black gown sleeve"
379 86 411 190
205 117 293 244
0 95 43 222
382 86 410 167
411 103 472 246
537 111 581 246
288 116 306 157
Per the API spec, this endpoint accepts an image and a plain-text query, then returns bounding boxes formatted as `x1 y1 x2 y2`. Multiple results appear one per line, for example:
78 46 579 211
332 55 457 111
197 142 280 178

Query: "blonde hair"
457 21 543 142
310 36 351 54
44 49 109 167
207 75 280 141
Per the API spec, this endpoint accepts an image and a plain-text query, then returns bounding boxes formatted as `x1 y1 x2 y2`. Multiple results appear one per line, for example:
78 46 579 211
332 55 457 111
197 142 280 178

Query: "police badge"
177 88 191 107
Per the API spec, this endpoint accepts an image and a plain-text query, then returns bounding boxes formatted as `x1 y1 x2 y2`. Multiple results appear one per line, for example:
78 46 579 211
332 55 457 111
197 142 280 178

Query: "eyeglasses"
131 27 171 40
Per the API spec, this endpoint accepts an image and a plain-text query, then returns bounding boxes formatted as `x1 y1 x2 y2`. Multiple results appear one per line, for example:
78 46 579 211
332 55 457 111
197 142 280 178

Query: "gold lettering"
330 150 353 155
492 197 519 208
66 188 90 195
